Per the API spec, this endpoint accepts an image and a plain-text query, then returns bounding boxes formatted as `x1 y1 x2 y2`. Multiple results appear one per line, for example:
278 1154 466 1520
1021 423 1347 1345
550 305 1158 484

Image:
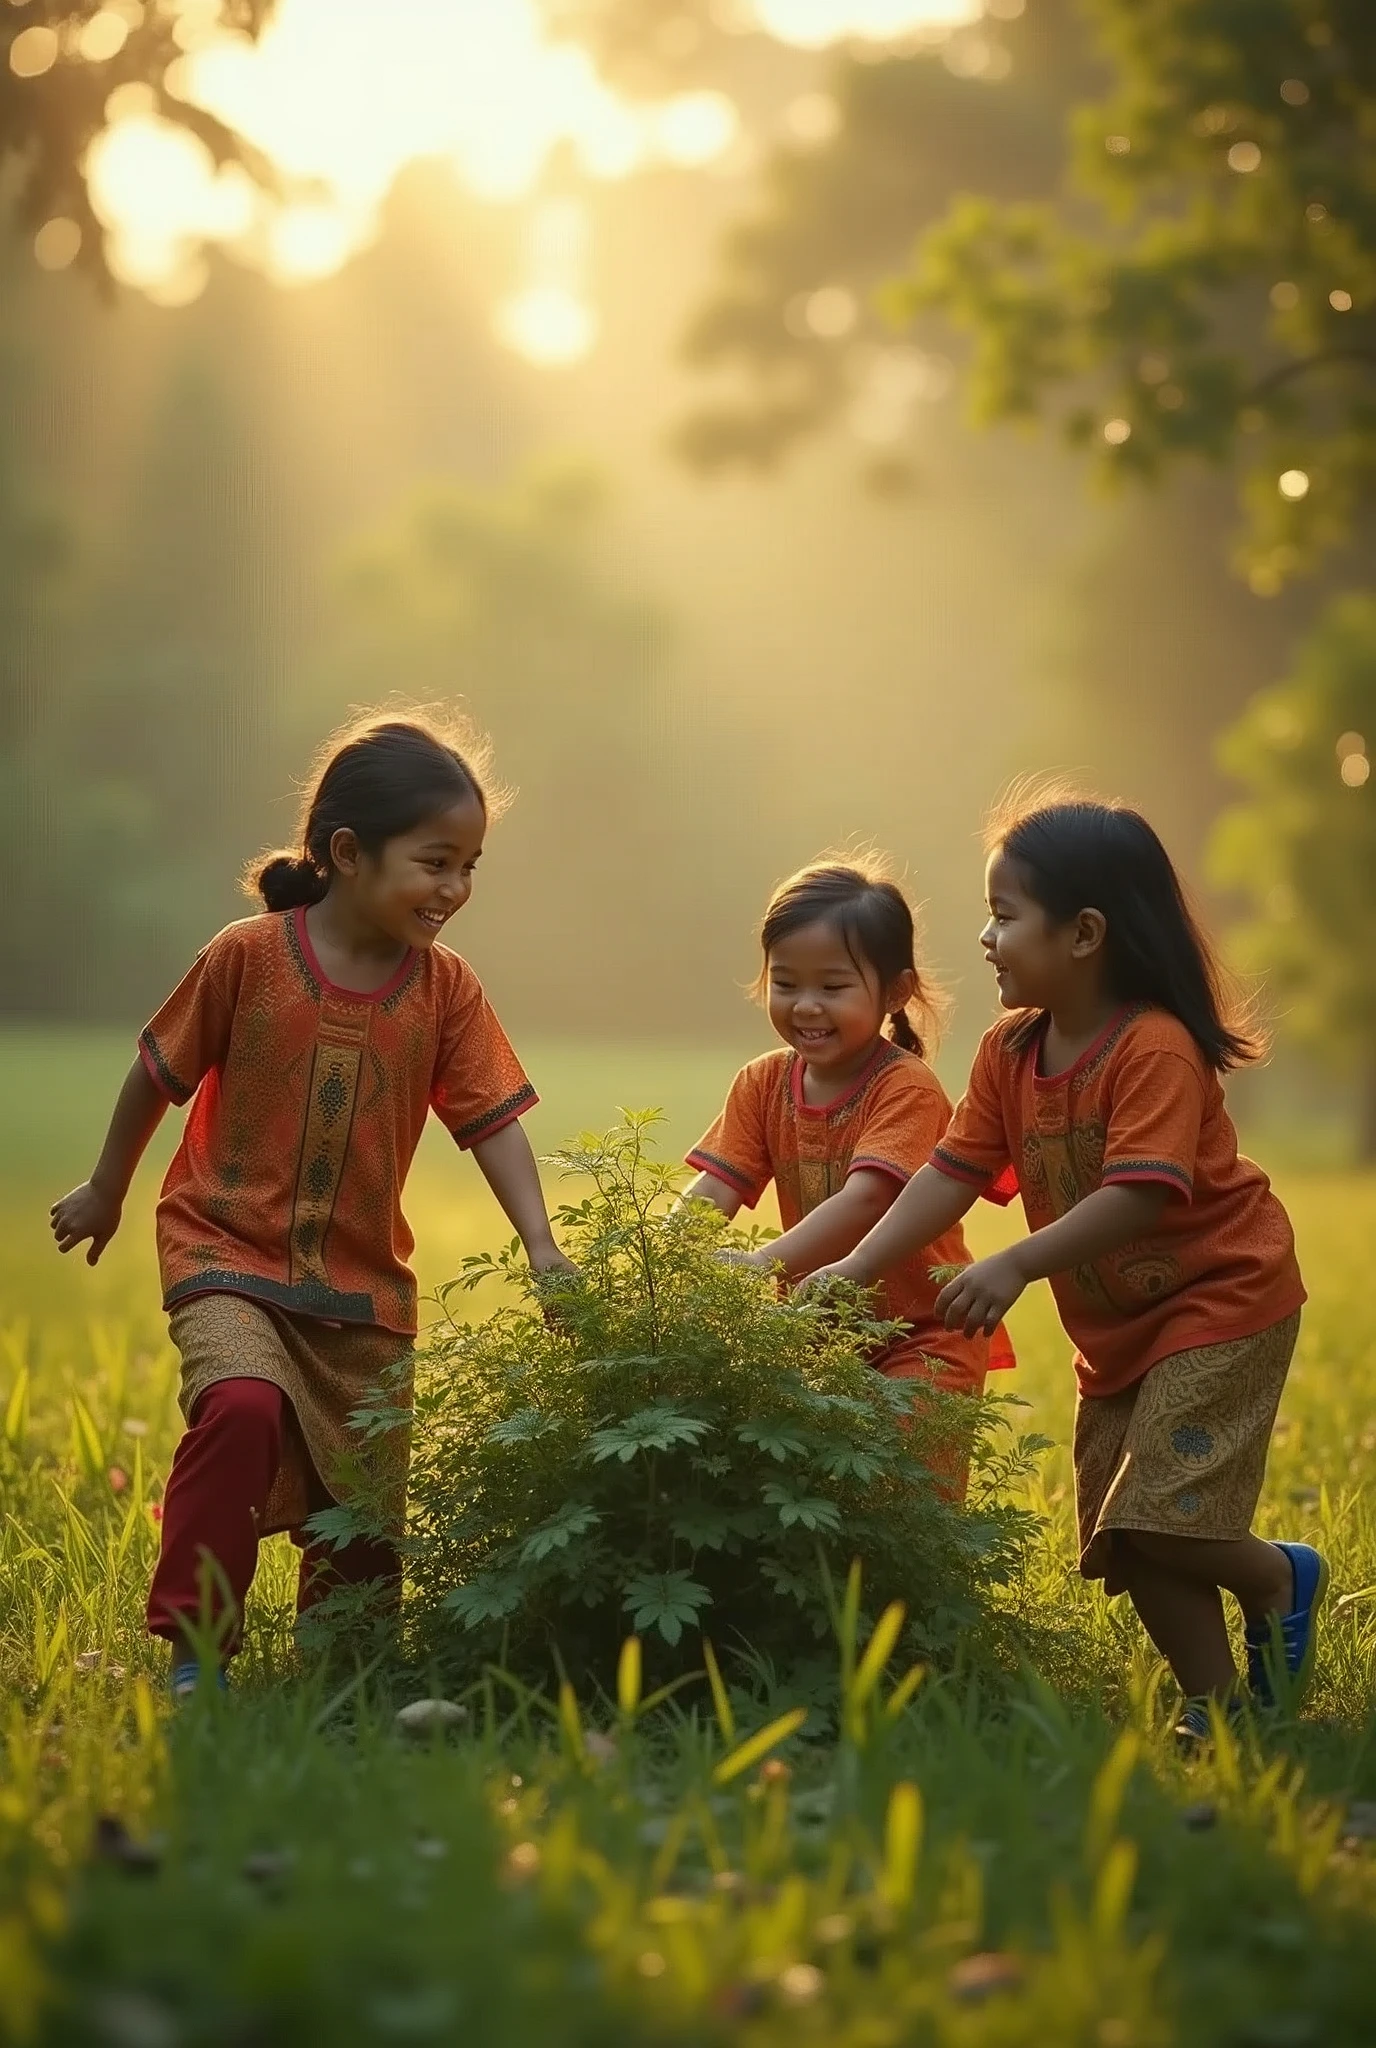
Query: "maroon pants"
146 1377 398 1656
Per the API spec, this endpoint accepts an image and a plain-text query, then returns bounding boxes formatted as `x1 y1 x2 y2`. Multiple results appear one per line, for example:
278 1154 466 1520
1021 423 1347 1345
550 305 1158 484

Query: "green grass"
2 1029 1375 2046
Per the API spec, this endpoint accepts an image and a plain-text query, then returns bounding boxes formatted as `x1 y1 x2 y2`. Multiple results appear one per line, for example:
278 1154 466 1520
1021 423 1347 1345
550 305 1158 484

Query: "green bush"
323 1117 1040 1692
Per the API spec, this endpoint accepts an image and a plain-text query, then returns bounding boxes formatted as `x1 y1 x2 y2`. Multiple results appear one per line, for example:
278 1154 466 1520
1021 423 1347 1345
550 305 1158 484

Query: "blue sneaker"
170 1660 228 1702
1244 1541 1329 1710
1173 1696 1245 1753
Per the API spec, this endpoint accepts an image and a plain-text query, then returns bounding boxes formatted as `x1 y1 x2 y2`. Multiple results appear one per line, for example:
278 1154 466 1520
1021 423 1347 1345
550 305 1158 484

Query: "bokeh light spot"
1330 288 1353 312
1340 753 1371 788
34 217 83 271
1270 280 1299 310
79 10 131 63
1102 417 1132 445
805 285 858 337
498 288 598 366
10 25 59 77
654 90 738 166
1278 468 1310 500
1227 141 1262 173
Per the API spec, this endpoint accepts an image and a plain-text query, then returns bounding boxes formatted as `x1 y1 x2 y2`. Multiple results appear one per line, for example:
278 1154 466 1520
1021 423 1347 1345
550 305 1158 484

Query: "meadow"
2 1028 1375 2047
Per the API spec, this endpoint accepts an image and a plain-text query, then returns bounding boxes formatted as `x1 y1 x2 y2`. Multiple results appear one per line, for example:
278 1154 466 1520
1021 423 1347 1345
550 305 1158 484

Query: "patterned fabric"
930 1005 1305 1395
139 907 537 1333
1073 1310 1300 1590
686 1042 1014 1390
169 1292 414 1537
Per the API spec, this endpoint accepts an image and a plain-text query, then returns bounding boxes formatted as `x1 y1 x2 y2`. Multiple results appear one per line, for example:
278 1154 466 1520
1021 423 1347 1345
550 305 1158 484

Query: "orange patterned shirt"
687 1042 1014 1389
138 908 537 1335
931 1005 1305 1396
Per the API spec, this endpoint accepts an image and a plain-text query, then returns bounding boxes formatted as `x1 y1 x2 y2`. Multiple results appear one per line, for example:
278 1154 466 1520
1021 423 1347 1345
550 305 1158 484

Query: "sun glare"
752 0 981 45
74 0 969 344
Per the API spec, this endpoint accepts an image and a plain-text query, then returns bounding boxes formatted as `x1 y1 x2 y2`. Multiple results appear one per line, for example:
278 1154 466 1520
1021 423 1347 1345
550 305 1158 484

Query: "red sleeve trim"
930 1147 992 1187
1101 1161 1193 1201
685 1149 763 1206
930 1149 1019 1208
846 1155 910 1189
450 1085 539 1151
138 1030 191 1106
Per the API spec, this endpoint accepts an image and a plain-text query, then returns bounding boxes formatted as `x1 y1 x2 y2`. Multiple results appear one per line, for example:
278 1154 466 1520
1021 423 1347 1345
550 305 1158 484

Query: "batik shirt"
930 1004 1305 1395
138 907 537 1334
687 1041 1013 1388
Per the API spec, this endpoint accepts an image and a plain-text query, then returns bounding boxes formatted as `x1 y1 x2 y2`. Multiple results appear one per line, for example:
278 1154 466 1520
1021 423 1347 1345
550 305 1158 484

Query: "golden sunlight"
751 0 981 45
76 0 968 337
83 0 743 326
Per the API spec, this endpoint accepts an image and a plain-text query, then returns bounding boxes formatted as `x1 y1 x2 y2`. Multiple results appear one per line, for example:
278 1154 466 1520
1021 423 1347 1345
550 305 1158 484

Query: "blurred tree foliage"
672 0 1376 588
1 353 288 1017
0 1 269 283
893 0 1376 590
298 461 748 1035
673 0 1091 480
1209 594 1376 1155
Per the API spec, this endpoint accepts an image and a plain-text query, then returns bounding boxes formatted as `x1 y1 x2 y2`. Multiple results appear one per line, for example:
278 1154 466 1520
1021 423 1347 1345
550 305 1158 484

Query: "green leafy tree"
317 1116 1040 1692
1208 594 1376 1154
1 3 271 284
894 0 1376 590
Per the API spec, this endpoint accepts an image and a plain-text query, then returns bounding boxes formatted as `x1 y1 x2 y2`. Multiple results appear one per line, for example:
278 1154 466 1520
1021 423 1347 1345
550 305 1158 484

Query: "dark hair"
988 790 1259 1071
244 711 500 914
753 857 943 1057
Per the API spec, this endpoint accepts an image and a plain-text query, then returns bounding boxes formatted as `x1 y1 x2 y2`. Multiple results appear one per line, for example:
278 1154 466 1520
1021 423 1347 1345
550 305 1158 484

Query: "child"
683 859 1014 1498
802 797 1321 1740
50 713 573 1696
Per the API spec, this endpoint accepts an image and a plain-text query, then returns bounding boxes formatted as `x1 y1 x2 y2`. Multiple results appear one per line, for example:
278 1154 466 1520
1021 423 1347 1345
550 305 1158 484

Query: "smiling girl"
683 859 1013 1495
50 713 573 1695
802 796 1321 1740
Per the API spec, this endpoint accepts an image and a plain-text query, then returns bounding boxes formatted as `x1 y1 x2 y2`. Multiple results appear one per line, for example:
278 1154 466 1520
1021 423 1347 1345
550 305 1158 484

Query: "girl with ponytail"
51 710 574 1697
683 857 1014 1494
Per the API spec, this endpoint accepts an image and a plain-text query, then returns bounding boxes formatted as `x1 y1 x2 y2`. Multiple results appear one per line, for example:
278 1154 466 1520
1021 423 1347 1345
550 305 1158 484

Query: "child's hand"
530 1248 578 1284
715 1247 774 1272
792 1258 867 1305
50 1180 123 1266
529 1248 580 1331
935 1251 1026 1338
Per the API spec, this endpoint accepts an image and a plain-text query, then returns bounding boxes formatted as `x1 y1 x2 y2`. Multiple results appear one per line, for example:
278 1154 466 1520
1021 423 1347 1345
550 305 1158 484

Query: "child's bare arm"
677 1170 742 1220
737 1170 901 1280
794 1164 980 1300
470 1119 575 1276
935 1183 1169 1336
50 1057 169 1265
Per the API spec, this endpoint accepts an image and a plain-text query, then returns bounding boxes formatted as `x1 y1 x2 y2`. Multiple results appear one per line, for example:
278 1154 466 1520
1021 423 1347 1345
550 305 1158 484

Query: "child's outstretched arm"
793 1164 980 1300
935 1183 1169 1337
470 1120 576 1278
929 1179 1163 1335
678 1171 741 1219
731 1171 907 1280
50 1058 170 1266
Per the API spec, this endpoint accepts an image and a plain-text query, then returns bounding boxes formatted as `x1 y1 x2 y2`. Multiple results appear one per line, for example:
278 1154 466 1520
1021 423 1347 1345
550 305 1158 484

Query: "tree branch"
1246 346 1376 402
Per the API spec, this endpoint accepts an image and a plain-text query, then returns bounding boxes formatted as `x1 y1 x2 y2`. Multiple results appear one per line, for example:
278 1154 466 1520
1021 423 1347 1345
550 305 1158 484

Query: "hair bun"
256 851 327 913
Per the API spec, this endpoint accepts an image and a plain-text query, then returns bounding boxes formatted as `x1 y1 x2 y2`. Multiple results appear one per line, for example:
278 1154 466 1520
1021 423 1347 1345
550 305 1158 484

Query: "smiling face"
338 794 488 953
980 849 1104 1012
765 918 910 1082
980 850 1069 1013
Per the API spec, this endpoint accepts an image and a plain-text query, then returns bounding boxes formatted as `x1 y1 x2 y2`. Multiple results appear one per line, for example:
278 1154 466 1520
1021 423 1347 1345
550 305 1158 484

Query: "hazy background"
2 0 1364 1150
